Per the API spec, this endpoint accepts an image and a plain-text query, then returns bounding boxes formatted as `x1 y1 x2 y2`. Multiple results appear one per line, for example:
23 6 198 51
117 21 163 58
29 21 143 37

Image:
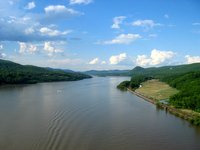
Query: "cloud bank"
136 49 176 66
104 34 141 45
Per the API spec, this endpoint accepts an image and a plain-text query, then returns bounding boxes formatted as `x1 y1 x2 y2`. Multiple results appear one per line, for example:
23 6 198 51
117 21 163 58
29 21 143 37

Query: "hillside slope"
0 59 91 84
130 63 200 78
118 64 200 125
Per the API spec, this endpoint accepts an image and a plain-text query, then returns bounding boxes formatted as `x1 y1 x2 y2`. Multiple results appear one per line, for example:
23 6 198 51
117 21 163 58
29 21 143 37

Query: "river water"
0 77 200 150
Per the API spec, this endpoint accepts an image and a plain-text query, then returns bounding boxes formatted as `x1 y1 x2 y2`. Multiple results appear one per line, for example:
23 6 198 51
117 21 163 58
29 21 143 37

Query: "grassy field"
135 79 178 101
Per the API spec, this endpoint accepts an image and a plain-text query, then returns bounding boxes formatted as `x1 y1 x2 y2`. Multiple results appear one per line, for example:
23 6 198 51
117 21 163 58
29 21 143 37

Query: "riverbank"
127 88 200 126
135 79 178 101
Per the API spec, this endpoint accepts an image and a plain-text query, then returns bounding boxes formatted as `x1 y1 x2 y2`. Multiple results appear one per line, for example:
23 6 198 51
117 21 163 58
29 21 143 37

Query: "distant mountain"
84 63 200 77
130 63 200 77
62 69 75 73
131 66 145 74
84 70 130 76
46 67 75 73
0 59 91 84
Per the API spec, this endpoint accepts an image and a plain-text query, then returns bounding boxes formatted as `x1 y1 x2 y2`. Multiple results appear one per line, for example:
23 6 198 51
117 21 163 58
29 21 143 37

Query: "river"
0 77 200 150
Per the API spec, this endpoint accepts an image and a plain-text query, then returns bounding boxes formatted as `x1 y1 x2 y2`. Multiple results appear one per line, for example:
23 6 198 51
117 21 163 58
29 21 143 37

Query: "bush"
117 81 130 91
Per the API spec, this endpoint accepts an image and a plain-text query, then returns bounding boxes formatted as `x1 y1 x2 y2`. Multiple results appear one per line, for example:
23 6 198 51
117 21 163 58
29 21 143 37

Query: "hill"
117 63 200 125
0 59 91 84
84 70 130 76
130 63 200 78
84 63 200 77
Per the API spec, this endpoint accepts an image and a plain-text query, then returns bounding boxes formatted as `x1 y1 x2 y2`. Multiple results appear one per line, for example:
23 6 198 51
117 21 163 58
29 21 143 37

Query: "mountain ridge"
0 59 91 84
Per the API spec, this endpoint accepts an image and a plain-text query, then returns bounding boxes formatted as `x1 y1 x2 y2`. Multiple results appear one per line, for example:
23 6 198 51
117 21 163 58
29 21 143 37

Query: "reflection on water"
0 77 200 150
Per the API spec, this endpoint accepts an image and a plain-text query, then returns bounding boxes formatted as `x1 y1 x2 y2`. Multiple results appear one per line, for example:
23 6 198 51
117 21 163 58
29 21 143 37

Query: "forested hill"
117 63 200 124
130 63 200 77
84 63 200 77
0 59 91 84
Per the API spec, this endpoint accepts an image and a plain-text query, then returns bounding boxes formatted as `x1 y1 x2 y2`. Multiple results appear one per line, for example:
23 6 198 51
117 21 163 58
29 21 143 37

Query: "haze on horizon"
0 0 200 71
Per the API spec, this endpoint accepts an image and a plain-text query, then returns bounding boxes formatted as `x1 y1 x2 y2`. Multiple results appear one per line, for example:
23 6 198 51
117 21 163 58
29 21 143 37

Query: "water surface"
0 77 200 150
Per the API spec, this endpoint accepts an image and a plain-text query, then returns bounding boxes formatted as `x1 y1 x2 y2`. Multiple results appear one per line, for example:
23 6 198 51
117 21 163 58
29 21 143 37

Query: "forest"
117 63 200 113
0 59 91 84
163 72 200 112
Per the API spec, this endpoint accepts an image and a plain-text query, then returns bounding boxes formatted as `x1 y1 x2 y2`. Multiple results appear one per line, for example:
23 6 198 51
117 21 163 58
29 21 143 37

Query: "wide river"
0 77 200 150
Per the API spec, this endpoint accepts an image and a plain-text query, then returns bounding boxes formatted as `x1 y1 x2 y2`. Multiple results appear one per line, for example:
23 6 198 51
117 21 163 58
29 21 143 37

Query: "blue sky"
0 0 200 71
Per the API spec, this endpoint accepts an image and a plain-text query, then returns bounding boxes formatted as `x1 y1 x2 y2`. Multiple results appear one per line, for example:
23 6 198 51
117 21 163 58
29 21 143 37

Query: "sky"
0 0 200 71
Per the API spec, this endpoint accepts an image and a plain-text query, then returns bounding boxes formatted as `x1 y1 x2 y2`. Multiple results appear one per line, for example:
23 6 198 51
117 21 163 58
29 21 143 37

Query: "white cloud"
111 16 126 29
185 55 200 64
40 27 71 37
89 58 99 65
132 19 161 29
104 34 141 45
25 1 36 10
6 16 31 24
45 5 81 15
69 0 93 5
101 61 106 64
164 14 169 19
136 55 151 66
0 15 69 42
150 49 175 65
109 53 127 65
19 42 27 54
18 42 65 56
43 5 82 22
44 42 63 57
0 2 79 42
0 44 3 49
24 27 35 34
0 53 6 58
40 5 83 23
19 42 38 54
136 49 176 66
29 44 37 54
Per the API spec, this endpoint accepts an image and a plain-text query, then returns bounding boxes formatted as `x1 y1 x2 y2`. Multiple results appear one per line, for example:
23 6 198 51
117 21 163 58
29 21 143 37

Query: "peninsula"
117 63 200 125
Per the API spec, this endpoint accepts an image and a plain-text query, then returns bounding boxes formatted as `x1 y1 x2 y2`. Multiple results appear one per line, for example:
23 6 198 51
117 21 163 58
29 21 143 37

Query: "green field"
135 79 178 101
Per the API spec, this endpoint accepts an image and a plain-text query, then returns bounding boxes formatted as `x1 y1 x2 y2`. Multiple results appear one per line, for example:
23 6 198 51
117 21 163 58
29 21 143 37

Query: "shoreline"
127 88 200 125
127 88 156 105
0 77 92 87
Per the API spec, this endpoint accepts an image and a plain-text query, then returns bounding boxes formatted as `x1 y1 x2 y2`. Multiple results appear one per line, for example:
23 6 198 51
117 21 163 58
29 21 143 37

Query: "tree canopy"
0 59 91 84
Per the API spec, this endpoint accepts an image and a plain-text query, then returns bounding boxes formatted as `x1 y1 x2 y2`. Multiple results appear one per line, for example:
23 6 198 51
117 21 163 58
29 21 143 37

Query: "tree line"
0 59 91 84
